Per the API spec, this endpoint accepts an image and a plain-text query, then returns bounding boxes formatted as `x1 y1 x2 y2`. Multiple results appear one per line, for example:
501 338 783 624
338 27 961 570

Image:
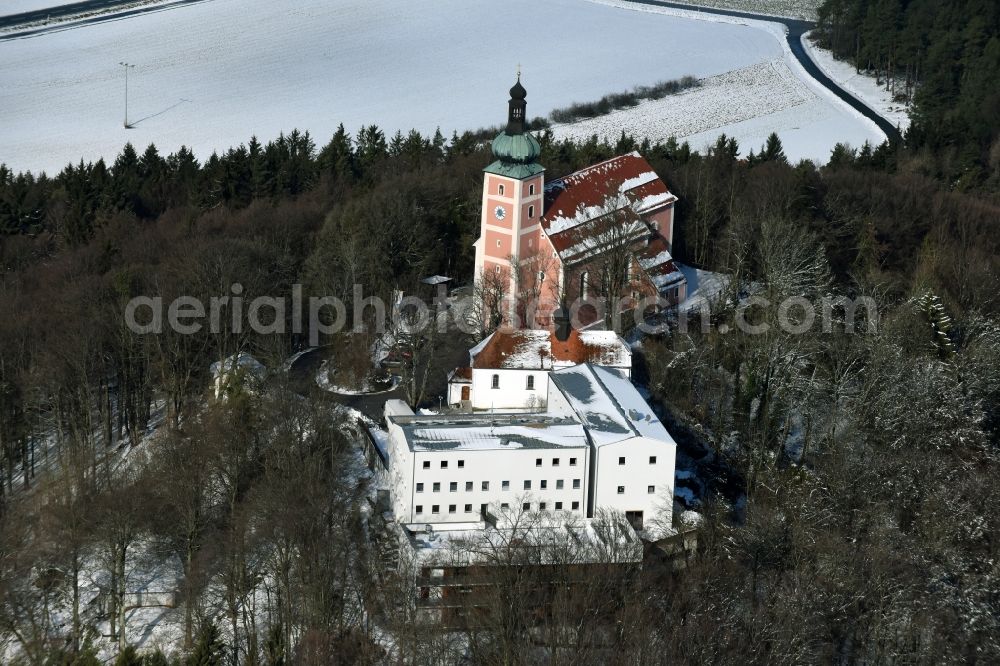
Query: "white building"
386 362 675 535
446 328 631 410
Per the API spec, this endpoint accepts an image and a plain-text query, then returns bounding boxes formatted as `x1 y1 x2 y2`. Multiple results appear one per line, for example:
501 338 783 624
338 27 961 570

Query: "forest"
816 0 1000 189
0 0 999 662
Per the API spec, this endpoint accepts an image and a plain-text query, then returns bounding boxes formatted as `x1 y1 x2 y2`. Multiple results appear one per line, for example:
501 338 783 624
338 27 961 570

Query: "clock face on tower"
494 206 506 221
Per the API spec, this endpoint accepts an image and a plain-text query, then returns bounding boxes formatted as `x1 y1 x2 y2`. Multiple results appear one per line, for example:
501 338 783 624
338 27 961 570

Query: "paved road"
0 0 210 40
623 0 903 143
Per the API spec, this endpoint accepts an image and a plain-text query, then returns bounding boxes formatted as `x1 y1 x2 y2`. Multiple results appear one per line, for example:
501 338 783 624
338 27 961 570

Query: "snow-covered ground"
570 0 885 163
802 31 912 133
0 0 884 174
678 263 729 313
648 0 822 21
1 0 70 16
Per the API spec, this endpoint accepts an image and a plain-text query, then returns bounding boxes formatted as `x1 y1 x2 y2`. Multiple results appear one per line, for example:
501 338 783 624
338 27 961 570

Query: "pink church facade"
473 80 687 330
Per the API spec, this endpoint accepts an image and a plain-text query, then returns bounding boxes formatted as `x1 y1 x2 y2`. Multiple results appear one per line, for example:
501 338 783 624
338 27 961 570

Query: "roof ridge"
582 363 640 438
548 151 641 187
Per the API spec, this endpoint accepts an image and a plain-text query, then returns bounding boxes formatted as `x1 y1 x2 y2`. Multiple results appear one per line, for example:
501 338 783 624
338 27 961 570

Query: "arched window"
580 271 589 301
529 184 535 196
491 374 500 389
498 184 505 196
526 375 535 390
528 205 534 218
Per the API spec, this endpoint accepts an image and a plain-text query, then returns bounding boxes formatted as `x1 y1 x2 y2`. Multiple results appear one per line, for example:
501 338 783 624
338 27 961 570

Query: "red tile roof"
638 236 684 290
541 151 677 255
470 329 630 370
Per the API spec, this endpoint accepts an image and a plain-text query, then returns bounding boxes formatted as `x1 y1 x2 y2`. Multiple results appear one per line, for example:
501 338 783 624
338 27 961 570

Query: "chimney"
553 305 571 342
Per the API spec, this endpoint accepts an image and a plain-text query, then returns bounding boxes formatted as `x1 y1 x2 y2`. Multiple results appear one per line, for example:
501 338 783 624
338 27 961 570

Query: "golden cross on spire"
517 63 521 80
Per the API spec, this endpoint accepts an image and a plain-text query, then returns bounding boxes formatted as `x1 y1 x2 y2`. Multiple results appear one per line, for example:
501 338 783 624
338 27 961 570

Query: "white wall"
470 368 547 411
386 428 591 528
592 436 676 529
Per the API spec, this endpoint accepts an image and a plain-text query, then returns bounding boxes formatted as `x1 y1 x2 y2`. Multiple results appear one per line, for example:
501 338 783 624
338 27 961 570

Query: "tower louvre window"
498 184 505 196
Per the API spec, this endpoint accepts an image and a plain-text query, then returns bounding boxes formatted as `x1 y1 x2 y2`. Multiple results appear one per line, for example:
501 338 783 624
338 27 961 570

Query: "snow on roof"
470 329 631 370
637 236 685 292
209 352 265 379
541 151 677 240
549 364 671 446
389 413 589 452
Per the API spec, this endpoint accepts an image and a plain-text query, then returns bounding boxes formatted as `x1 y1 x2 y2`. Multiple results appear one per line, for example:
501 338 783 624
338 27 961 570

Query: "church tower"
473 77 546 311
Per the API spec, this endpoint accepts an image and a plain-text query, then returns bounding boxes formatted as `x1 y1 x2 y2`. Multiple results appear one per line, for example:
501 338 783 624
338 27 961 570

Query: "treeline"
548 75 701 124
816 0 1000 188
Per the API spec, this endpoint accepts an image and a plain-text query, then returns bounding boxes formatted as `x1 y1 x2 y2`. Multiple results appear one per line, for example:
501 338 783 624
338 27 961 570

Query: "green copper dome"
491 131 541 164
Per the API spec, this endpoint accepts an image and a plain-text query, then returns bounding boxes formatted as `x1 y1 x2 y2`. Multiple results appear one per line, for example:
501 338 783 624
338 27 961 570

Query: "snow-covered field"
649 0 823 20
576 0 885 162
802 31 912 133
1 0 882 174
0 0 70 16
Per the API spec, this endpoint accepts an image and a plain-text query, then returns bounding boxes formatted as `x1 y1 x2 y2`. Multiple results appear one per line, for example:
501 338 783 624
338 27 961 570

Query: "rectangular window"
458 460 465 468
649 456 657 464
535 458 542 467
464 504 472 513
618 456 625 465
491 374 500 389
441 461 448 469
648 485 655 494
552 458 560 466
555 501 563 510
526 375 535 390
480 503 488 515
423 461 430 469
540 480 547 489
617 486 625 494
570 457 577 466
573 479 581 489
416 483 424 493
465 481 473 491
432 505 440 513
524 480 531 490
416 505 423 514
556 480 564 489
448 505 456 514
449 482 457 492
502 480 510 490
501 502 509 510
572 501 580 510
432 482 440 492
482 481 489 491
522 502 531 512
539 502 547 511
